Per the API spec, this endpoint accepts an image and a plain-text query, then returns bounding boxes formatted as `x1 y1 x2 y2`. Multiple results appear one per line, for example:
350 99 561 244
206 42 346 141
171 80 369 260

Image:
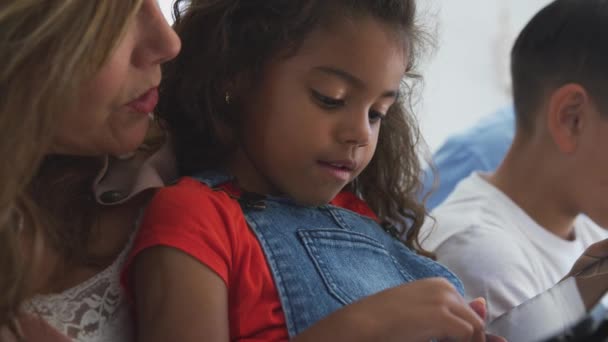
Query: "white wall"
158 0 552 151
417 0 551 151
159 0 175 23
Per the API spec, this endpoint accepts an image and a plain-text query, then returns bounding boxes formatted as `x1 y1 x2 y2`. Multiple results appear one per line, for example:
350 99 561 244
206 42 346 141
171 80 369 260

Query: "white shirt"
421 172 608 321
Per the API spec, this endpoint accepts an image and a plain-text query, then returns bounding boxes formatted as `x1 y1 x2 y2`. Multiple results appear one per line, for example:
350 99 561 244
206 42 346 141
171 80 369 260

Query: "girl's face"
231 16 407 205
52 0 181 156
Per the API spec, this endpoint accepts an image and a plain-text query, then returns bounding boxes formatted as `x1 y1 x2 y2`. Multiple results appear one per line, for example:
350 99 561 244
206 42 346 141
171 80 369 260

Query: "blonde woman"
0 0 180 340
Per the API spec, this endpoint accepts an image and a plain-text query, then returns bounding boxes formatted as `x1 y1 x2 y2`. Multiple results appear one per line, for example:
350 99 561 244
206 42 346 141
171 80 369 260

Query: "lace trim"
24 232 136 341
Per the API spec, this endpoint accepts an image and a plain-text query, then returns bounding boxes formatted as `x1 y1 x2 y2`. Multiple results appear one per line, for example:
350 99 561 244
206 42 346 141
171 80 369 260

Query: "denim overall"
192 170 463 337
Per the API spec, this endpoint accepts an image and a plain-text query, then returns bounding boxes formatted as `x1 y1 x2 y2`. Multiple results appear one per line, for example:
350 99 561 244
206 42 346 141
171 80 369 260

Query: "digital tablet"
487 275 608 341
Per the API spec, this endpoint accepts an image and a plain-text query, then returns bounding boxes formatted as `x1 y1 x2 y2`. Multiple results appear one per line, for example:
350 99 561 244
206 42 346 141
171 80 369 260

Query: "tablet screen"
487 277 608 342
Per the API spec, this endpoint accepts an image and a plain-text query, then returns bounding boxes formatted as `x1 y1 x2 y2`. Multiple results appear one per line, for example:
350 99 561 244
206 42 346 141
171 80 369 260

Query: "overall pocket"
298 228 414 305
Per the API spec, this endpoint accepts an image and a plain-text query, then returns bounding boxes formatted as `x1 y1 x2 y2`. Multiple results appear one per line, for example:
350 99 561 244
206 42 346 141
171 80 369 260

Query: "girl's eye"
311 89 345 109
368 110 386 123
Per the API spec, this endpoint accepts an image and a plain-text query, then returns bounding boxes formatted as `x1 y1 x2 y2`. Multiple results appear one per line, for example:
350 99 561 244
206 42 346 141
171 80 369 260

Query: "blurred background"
158 0 551 151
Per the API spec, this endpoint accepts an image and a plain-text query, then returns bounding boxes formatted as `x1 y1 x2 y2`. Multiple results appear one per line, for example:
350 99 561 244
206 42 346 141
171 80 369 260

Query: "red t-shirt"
125 177 377 341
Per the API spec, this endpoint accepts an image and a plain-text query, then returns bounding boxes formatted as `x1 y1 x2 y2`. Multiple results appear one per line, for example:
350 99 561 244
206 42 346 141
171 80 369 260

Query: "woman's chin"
108 121 151 156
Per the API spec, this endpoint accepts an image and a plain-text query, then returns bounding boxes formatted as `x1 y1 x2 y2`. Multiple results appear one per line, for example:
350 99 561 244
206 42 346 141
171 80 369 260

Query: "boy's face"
229 17 406 206
569 102 608 227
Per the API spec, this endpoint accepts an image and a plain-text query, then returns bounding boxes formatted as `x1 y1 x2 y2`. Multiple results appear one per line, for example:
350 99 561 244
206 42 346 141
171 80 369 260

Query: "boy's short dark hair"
511 0 608 131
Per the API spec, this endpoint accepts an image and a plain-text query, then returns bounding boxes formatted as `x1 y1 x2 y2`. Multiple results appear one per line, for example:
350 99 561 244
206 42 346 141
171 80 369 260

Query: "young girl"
125 0 492 341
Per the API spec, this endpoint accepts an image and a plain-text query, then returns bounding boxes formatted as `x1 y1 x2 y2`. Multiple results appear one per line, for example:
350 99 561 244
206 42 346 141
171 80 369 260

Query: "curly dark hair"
158 0 432 254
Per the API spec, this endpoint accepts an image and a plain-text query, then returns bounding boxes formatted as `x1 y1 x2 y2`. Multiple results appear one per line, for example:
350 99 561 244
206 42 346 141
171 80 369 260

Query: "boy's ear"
546 83 589 154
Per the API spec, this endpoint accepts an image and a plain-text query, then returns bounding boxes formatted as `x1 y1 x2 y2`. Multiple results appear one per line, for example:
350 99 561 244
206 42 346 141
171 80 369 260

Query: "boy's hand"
565 238 608 280
563 239 608 309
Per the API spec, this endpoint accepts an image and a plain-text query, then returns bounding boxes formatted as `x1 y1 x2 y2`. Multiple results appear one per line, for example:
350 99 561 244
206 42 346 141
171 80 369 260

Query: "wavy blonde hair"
0 0 143 333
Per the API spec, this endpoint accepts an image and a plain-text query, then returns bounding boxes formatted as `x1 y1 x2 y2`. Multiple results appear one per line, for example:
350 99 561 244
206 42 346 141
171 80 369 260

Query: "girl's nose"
336 110 372 147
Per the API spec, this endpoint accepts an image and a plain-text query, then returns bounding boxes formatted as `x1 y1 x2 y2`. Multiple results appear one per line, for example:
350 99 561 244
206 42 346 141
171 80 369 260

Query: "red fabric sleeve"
122 178 240 292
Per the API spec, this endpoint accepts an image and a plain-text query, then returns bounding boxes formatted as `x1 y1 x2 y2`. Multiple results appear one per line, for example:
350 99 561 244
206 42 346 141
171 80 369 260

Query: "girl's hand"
460 298 507 342
295 277 489 342
468 297 487 321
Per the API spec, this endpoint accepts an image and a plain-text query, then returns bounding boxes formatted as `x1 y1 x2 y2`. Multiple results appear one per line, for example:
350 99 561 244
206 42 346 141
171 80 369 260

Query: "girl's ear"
216 73 252 145
221 71 252 105
546 83 589 154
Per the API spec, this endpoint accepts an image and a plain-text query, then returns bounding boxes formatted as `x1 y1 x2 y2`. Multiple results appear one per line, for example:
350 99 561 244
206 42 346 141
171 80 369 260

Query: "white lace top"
24 236 135 342
21 141 176 341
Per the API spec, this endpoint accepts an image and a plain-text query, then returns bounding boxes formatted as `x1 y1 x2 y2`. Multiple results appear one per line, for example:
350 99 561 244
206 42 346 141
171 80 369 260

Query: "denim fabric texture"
192 170 463 337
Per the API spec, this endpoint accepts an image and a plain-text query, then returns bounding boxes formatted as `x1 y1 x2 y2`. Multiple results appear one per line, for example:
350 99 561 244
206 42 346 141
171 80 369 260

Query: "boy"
422 0 608 321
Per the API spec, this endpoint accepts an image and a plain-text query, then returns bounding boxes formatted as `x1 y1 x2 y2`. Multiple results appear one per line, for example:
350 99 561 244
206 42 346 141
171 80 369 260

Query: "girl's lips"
317 160 355 182
127 87 158 114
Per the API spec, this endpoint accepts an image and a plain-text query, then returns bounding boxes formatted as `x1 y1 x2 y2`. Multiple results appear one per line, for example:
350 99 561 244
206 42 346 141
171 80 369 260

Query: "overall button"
382 222 401 239
239 192 267 210
100 190 127 204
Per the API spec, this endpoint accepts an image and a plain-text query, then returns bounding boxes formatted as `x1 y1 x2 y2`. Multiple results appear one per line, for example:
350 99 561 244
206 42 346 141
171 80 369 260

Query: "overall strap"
189 169 234 188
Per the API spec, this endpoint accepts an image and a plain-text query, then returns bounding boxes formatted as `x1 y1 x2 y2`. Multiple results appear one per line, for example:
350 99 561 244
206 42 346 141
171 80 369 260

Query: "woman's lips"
127 87 158 114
